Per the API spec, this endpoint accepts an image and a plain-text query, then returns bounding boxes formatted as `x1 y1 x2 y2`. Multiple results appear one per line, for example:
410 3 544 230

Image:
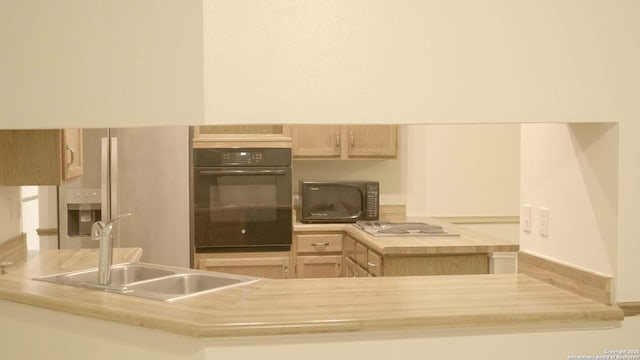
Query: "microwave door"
303 184 365 222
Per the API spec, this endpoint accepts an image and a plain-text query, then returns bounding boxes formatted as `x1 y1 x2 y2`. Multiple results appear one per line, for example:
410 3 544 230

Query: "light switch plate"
521 204 532 233
539 207 549 237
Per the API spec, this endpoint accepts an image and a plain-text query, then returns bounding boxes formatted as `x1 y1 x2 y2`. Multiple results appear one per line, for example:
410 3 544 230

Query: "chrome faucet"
91 213 132 286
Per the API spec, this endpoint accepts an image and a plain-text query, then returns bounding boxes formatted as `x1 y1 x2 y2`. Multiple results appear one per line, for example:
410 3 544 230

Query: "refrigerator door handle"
110 136 119 228
101 137 110 223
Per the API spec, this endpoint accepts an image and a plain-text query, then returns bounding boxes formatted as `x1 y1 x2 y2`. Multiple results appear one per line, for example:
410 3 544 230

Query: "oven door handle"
199 169 288 176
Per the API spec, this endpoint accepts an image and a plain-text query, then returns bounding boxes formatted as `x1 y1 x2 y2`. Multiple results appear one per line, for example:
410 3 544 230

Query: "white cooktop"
355 221 460 237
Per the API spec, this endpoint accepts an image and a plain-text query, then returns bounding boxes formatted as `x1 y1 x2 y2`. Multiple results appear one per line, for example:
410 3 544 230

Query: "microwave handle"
199 169 287 176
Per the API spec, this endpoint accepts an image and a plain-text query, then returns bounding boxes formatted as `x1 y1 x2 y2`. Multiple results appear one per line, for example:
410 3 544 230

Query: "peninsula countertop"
293 217 520 255
0 248 622 338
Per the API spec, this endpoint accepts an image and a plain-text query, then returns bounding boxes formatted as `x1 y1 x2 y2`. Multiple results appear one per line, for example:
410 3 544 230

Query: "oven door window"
210 180 278 222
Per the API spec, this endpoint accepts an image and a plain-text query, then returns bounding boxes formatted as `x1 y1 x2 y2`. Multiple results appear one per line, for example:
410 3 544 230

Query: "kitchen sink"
33 262 260 301
35 263 178 288
124 273 252 301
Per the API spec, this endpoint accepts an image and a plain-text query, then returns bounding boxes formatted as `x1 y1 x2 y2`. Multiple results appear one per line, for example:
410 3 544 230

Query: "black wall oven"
191 148 292 253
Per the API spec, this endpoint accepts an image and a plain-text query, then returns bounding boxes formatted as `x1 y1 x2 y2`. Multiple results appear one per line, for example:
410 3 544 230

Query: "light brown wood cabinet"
293 232 343 278
0 129 83 185
296 255 342 278
194 125 286 138
287 125 398 159
343 234 490 277
195 252 291 279
343 235 383 277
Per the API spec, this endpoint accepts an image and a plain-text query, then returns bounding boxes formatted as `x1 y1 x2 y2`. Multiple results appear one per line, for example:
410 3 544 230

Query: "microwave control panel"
366 182 379 219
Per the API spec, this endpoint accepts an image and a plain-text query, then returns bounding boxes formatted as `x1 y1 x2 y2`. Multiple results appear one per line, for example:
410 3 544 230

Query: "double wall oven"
191 147 292 257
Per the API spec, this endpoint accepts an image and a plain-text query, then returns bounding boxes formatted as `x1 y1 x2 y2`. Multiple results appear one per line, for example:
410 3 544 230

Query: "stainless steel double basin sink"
34 263 260 302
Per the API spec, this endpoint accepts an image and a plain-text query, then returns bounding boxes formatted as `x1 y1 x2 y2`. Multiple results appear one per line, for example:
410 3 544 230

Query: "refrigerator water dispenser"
66 189 101 237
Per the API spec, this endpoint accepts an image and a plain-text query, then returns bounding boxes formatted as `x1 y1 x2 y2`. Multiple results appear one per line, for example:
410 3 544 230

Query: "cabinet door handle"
335 133 340 148
284 265 289 279
367 262 377 267
312 242 330 250
350 131 355 147
66 144 75 166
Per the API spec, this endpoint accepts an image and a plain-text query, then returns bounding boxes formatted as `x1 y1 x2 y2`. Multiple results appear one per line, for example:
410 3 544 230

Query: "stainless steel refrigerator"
58 127 190 267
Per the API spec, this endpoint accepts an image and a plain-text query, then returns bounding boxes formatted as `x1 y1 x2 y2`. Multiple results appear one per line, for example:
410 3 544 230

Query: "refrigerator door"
59 128 109 249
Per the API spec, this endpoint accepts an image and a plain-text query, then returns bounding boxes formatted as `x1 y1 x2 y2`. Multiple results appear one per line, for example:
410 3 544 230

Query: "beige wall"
616 121 640 302
405 124 520 217
2 299 640 360
0 0 203 129
520 124 618 276
203 0 636 126
0 187 21 243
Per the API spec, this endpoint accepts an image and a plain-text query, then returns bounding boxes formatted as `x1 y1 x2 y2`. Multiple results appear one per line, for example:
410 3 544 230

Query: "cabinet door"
343 236 356 261
195 125 284 136
343 256 356 277
355 242 368 268
0 129 63 185
289 125 342 158
355 264 369 277
296 255 342 278
367 249 382 276
198 256 291 279
62 128 83 180
346 125 397 158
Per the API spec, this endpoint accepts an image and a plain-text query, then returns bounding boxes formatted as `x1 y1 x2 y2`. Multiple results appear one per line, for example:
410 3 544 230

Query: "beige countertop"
0 248 622 338
294 217 520 255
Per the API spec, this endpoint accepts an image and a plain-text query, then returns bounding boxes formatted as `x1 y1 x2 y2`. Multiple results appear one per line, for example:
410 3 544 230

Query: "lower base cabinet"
342 235 490 277
293 232 344 279
195 233 493 279
195 252 291 279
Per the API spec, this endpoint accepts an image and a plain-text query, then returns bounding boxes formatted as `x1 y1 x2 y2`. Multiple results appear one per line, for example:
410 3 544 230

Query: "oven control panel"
221 151 265 165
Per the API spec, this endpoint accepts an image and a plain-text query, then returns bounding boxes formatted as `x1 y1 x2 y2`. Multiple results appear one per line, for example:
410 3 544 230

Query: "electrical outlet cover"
539 207 549 237
521 204 532 233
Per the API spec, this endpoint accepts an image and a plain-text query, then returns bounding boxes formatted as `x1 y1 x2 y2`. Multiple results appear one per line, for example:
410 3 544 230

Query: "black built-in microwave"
299 181 379 223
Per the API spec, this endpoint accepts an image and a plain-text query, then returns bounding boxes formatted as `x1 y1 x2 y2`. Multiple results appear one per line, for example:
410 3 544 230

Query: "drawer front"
343 236 356 259
355 242 368 267
297 233 343 253
367 250 382 276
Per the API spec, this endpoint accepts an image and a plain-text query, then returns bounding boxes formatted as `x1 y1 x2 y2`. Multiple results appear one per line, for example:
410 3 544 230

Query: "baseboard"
618 302 640 317
518 251 613 305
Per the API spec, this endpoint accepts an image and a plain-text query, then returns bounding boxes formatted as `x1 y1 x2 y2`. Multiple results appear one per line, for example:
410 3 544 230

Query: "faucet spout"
91 213 132 286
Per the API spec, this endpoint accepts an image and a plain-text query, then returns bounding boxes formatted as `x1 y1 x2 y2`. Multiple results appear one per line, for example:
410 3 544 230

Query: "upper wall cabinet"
287 125 398 160
194 125 286 138
0 129 83 185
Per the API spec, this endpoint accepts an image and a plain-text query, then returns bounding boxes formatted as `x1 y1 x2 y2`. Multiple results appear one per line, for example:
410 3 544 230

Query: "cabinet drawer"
343 236 356 259
296 233 343 253
367 250 382 276
197 256 290 279
355 242 368 267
